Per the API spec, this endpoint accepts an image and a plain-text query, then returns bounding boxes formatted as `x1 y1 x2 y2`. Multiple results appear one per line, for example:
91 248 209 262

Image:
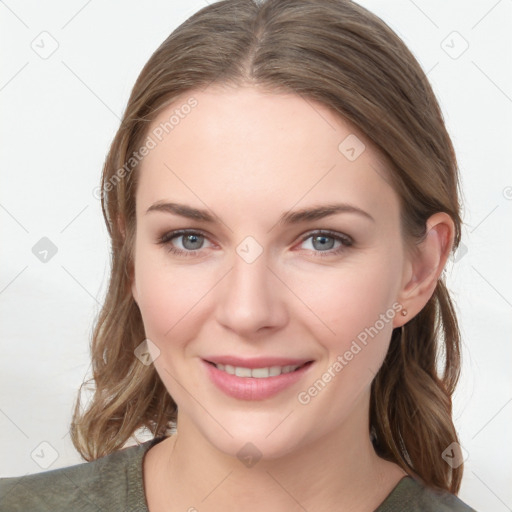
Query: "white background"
1 1 511 510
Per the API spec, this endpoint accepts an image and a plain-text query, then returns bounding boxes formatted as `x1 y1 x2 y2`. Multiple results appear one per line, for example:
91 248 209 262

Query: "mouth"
202 357 314 400
206 360 312 378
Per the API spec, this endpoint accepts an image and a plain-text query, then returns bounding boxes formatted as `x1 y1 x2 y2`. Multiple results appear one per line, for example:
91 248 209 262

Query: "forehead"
136 86 398 223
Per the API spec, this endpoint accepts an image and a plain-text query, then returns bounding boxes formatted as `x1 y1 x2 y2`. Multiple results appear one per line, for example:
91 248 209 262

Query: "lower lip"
203 360 313 401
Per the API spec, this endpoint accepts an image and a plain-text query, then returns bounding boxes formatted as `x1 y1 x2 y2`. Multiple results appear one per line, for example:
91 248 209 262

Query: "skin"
129 85 454 511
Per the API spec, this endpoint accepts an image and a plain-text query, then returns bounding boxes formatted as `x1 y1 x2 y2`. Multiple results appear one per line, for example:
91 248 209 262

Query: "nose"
214 248 289 338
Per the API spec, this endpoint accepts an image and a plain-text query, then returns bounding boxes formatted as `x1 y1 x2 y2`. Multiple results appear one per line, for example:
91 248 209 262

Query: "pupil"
313 235 334 251
184 234 203 250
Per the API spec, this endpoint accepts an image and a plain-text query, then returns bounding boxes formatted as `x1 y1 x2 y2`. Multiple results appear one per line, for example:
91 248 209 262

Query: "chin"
190 406 317 463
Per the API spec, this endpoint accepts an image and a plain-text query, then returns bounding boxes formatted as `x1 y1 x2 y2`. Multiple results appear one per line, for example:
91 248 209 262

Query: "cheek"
133 251 208 347
289 256 400 346
292 263 400 423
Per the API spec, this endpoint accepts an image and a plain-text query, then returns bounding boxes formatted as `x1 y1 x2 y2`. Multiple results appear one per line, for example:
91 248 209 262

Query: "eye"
297 230 353 257
157 229 213 257
157 229 353 259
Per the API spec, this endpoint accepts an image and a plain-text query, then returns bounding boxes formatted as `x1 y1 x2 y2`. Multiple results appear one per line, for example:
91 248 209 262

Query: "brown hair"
70 0 464 494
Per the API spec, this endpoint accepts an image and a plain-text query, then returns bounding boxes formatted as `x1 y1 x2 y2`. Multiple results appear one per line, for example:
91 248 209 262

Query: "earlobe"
395 213 454 326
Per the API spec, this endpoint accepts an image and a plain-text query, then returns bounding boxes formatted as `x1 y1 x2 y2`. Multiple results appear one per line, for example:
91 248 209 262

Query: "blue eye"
173 233 204 251
298 230 353 257
157 230 211 257
157 229 353 258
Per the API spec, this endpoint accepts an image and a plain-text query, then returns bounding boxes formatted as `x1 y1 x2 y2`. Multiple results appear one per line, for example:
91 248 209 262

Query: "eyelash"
156 229 353 259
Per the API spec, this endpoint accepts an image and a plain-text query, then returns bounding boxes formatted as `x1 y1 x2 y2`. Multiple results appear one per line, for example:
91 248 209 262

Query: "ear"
394 212 455 327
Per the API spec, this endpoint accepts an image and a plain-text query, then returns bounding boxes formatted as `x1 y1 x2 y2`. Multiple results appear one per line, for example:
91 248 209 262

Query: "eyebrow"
145 201 375 224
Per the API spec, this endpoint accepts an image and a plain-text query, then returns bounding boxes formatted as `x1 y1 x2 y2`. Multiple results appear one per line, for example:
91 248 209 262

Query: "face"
131 85 409 459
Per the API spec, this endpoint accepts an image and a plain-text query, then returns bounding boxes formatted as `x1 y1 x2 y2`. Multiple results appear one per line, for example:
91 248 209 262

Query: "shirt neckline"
130 437 415 511
129 436 166 511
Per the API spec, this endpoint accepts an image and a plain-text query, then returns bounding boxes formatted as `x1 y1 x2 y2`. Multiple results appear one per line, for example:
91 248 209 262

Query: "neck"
144 396 406 512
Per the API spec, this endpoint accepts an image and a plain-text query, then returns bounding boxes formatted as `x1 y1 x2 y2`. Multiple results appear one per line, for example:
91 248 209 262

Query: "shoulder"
0 438 162 512
377 476 478 512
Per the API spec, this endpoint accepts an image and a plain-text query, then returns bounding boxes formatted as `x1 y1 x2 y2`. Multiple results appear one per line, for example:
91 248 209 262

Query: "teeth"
269 366 281 376
213 363 301 378
235 366 252 377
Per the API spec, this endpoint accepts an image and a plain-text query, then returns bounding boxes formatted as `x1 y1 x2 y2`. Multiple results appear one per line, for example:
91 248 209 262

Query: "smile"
203 359 314 400
212 362 304 378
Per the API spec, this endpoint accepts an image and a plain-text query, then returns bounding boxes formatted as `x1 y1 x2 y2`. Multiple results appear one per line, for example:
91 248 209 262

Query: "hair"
70 0 464 495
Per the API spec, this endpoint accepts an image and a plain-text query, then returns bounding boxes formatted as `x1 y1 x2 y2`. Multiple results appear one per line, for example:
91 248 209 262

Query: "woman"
0 0 477 510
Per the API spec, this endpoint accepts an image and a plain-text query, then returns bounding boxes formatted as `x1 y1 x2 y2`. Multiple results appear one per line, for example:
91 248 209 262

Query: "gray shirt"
0 437 477 511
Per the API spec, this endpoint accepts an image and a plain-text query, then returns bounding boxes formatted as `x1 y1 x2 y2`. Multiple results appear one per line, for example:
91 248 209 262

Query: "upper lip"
204 356 313 368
